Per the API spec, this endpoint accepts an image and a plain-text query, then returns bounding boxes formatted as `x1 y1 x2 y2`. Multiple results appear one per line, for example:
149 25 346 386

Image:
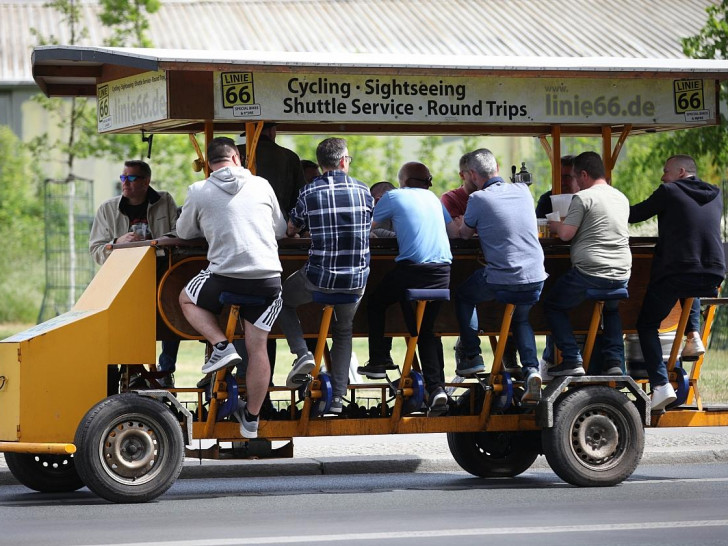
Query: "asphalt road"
1 462 727 546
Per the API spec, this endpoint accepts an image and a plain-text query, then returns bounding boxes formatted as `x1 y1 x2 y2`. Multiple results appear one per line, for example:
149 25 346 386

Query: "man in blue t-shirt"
454 148 547 403
359 161 461 413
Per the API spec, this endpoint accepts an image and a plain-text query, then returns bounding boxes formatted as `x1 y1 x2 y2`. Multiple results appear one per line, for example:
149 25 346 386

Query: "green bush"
0 126 45 322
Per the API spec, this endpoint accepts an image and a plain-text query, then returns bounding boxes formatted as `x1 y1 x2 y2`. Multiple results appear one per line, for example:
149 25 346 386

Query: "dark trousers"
367 262 451 393
636 273 721 387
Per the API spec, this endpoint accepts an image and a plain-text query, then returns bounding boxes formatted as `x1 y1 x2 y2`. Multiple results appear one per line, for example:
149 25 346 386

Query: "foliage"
0 127 45 322
290 134 404 185
99 0 161 48
649 0 728 174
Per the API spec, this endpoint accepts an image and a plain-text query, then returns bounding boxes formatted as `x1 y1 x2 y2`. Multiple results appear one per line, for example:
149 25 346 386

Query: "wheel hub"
571 410 620 464
103 420 158 479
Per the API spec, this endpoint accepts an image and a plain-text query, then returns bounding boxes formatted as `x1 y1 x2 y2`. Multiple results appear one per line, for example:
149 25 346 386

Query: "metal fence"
37 175 95 323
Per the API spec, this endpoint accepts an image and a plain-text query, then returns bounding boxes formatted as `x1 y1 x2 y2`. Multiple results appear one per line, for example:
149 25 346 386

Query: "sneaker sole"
521 375 542 403
651 395 677 412
456 366 485 377
232 407 259 439
286 361 315 388
357 369 387 379
549 367 585 377
201 353 242 374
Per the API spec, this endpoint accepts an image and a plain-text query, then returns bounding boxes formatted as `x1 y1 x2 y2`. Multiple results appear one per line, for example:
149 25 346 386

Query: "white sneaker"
521 369 542 404
681 337 705 361
651 383 677 412
232 400 259 439
285 352 315 388
201 343 242 374
539 358 554 380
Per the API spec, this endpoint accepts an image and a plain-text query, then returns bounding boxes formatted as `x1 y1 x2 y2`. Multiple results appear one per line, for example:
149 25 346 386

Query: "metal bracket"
134 389 194 445
535 375 650 428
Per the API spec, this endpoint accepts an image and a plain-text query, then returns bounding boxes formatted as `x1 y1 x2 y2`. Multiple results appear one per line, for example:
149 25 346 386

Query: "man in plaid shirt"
278 137 374 414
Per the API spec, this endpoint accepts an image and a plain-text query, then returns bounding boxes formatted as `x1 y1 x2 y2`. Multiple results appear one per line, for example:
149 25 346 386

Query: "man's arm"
89 208 114 265
549 221 578 241
629 185 664 224
447 215 463 238
459 221 476 240
286 219 302 237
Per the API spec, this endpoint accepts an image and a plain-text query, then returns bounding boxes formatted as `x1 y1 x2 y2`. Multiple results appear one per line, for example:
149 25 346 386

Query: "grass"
2 324 727 404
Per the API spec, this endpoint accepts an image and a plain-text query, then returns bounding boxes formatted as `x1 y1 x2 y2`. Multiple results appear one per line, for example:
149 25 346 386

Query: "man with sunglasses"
89 159 179 387
359 161 461 414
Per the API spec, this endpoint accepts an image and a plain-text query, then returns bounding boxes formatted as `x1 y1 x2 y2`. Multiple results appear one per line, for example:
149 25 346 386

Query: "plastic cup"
550 194 573 218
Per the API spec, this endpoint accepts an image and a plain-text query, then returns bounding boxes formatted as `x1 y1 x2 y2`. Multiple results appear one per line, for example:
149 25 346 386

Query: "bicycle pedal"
291 373 312 385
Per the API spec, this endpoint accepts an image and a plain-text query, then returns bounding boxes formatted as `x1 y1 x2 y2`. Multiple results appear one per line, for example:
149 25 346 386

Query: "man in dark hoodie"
629 154 725 411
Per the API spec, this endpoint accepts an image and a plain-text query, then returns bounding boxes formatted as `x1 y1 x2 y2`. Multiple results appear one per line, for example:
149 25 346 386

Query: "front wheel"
542 386 644 487
74 393 184 503
5 452 84 493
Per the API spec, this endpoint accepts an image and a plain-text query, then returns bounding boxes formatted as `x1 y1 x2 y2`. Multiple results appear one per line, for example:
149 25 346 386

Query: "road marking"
82 520 728 545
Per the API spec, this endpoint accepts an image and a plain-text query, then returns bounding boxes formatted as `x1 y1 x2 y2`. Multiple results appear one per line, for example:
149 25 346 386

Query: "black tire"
447 390 540 477
74 393 184 503
5 452 84 493
542 386 644 487
447 430 540 477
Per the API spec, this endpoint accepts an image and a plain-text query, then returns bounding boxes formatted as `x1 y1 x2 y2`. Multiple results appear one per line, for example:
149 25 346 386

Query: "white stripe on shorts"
254 293 282 332
185 269 212 304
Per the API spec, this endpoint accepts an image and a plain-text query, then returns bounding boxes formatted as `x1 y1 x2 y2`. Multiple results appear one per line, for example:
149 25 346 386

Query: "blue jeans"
157 340 180 373
544 268 628 365
454 268 543 370
636 274 721 387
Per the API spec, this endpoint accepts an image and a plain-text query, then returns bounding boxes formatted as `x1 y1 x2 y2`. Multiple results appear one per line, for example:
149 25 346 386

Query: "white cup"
550 194 573 219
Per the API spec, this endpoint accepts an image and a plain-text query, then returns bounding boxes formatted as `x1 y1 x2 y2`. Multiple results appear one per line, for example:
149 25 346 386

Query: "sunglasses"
408 176 433 186
119 174 147 183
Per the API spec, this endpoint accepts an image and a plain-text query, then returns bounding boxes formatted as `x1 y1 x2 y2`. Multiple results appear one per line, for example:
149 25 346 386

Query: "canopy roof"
32 45 728 136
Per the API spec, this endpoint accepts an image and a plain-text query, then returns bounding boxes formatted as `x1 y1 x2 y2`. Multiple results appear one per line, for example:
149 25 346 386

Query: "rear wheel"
447 430 540 477
542 386 643 487
446 389 539 477
74 393 184 503
5 452 84 493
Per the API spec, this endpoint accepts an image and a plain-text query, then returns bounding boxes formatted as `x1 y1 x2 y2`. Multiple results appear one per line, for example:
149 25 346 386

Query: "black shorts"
184 269 282 332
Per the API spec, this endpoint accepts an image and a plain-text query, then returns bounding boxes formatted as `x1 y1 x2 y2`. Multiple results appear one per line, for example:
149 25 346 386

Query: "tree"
0 127 45 322
99 0 161 48
645 1 728 176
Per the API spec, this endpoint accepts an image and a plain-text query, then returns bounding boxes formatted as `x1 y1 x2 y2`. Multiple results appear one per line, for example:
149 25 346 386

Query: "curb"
2 449 727 487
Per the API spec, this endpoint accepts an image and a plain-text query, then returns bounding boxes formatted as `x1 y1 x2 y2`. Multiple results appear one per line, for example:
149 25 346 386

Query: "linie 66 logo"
221 72 261 117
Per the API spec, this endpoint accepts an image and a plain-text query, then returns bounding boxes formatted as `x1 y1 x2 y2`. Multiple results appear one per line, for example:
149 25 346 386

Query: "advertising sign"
97 71 168 132
213 72 715 125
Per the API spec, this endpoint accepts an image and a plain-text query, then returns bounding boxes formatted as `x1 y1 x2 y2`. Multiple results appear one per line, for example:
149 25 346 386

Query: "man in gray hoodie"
177 137 287 438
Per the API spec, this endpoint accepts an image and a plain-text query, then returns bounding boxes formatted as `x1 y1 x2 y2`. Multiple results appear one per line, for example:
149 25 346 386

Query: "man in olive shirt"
545 151 631 376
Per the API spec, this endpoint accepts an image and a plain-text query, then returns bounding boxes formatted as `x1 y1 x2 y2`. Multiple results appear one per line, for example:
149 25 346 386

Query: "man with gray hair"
454 148 547 403
279 138 373 415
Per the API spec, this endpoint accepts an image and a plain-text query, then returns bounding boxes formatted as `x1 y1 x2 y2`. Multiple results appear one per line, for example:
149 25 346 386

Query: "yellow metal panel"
17 313 108 443
0 442 75 454
653 409 728 427
0 343 20 441
75 246 157 365
0 246 158 448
